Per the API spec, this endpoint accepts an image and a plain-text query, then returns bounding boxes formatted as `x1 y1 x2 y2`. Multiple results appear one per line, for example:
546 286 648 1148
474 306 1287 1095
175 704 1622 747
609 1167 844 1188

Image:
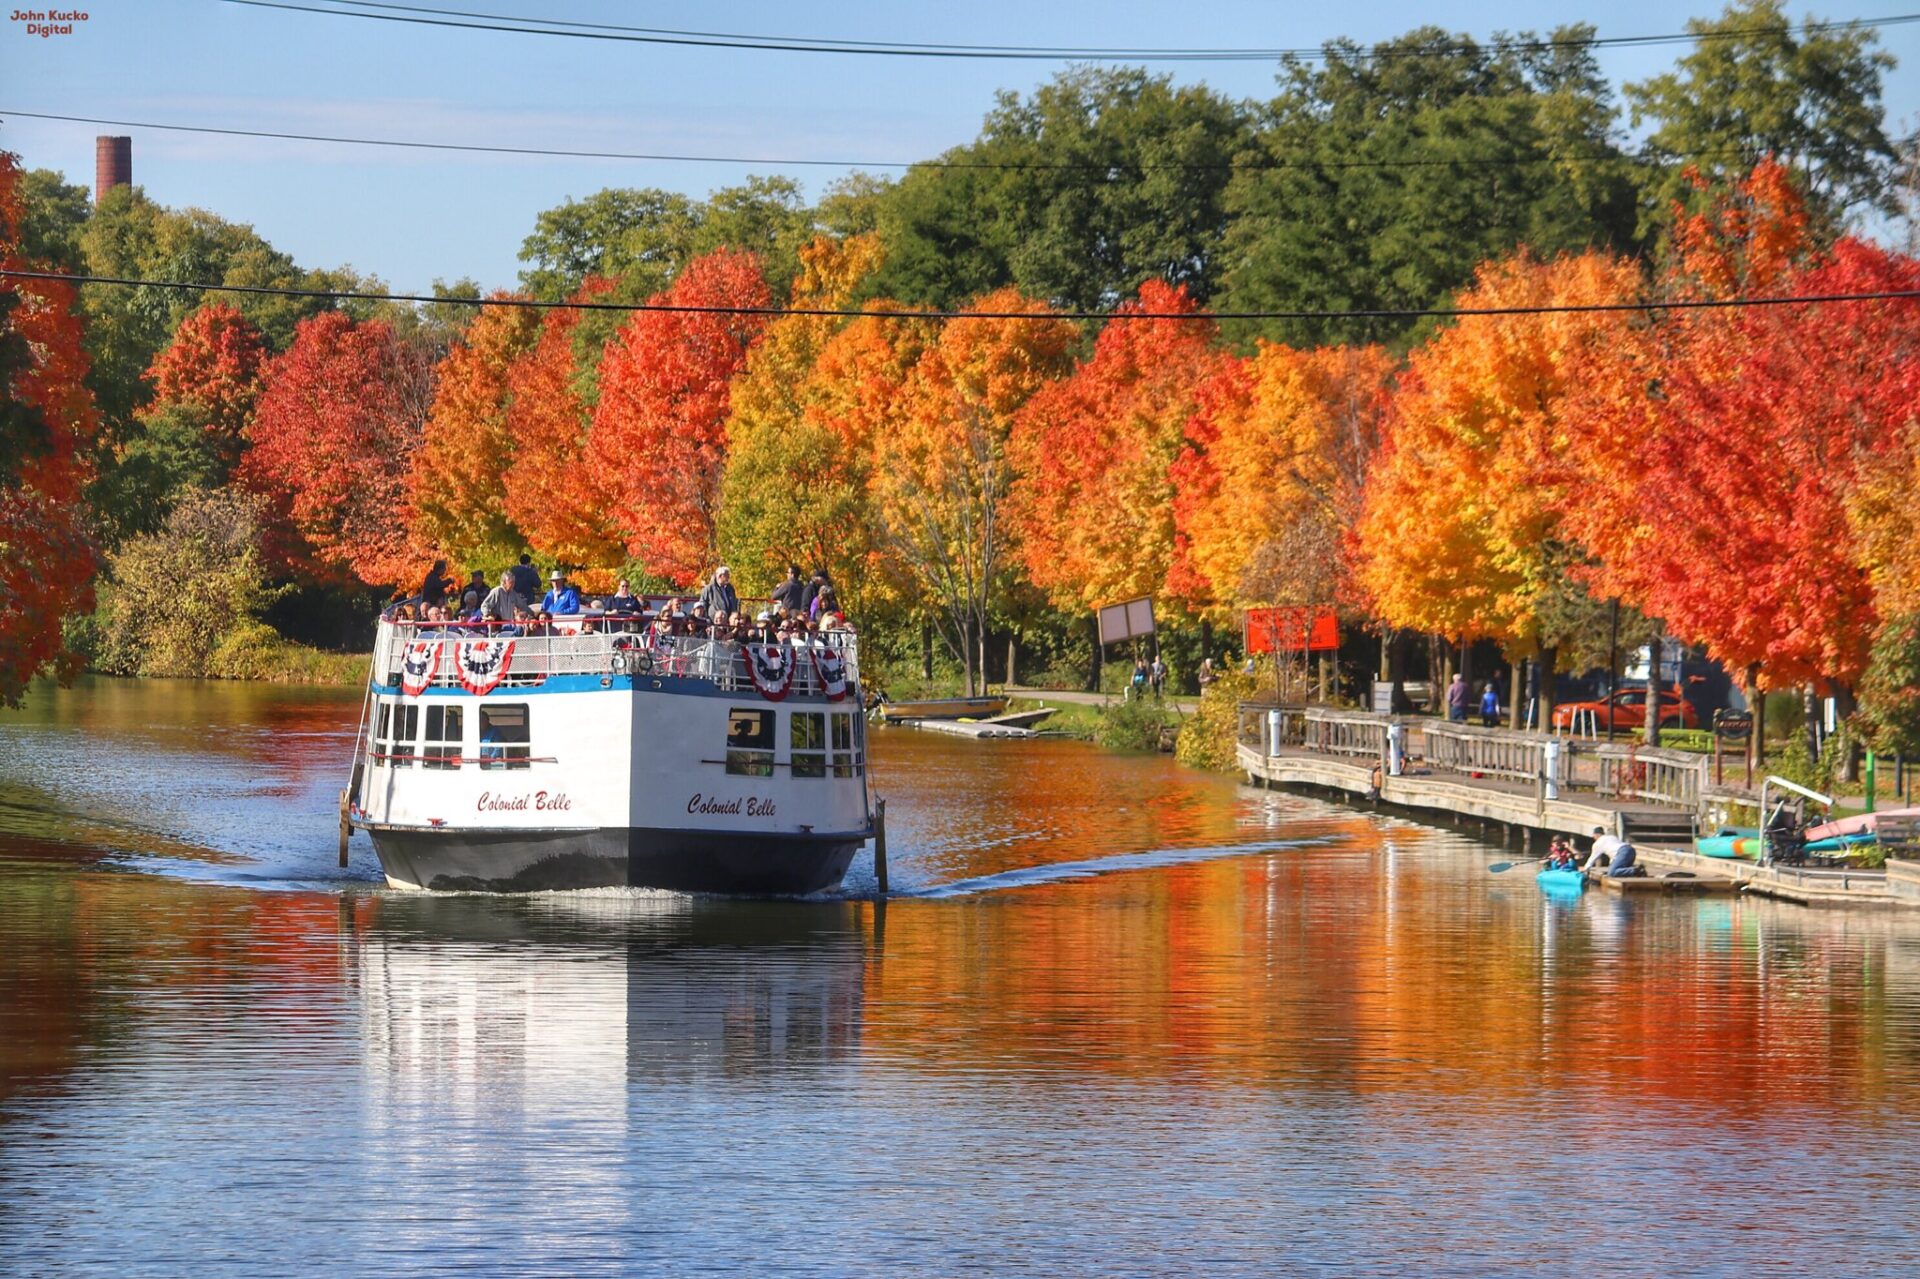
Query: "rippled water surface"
5 678 1920 1276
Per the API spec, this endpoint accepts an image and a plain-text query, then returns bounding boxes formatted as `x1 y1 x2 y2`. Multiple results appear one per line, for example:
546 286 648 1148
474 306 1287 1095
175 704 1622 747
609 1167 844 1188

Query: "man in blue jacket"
542 569 581 615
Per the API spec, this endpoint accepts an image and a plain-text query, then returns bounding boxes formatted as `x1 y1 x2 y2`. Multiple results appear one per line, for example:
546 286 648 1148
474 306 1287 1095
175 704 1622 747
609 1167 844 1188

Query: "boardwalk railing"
1421 721 1567 788
1303 706 1393 760
1594 744 1706 810
1238 702 1307 753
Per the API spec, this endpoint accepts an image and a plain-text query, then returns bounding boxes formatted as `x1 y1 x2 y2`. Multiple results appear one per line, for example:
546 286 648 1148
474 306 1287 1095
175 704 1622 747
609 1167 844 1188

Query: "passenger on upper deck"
699 566 739 619
542 570 580 615
510 553 540 603
687 602 712 637
771 564 805 614
481 570 527 627
605 579 641 616
421 559 450 610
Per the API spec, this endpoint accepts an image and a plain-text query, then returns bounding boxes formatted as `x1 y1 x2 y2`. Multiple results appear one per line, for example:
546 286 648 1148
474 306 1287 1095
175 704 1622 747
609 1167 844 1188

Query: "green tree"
1219 26 1641 348
18 168 89 271
867 67 1252 310
94 488 281 677
1626 0 1899 231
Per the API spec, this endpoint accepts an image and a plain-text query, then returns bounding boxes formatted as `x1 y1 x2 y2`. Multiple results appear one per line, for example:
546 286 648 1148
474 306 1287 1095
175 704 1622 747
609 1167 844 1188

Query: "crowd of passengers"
384 557 853 644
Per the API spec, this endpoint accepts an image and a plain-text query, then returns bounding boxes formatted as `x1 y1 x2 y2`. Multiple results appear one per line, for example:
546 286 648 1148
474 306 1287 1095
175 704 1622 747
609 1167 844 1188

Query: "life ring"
610 651 630 675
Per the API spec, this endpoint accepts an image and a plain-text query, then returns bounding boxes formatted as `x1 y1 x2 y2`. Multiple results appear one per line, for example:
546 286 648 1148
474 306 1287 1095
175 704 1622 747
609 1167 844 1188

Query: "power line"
224 1 1920 62
5 108 1775 174
7 268 1918 323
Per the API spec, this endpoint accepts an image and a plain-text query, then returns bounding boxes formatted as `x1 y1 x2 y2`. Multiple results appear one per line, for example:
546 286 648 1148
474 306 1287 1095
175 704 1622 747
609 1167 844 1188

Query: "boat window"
374 701 419 768
479 704 530 770
424 704 463 770
791 711 826 779
726 708 774 777
831 711 860 777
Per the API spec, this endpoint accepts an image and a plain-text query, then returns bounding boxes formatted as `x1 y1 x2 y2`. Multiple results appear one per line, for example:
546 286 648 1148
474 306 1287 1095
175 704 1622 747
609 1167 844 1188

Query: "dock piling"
336 789 351 869
873 798 889 897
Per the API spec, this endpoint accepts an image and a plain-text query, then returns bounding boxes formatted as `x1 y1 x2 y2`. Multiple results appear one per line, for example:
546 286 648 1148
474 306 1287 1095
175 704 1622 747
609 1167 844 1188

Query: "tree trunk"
1644 626 1664 747
1318 654 1331 703
1509 658 1525 731
1199 618 1212 671
1379 626 1391 680
978 625 989 696
1746 662 1764 781
1538 644 1558 728
960 616 976 697
920 618 933 681
1804 684 1820 763
1834 682 1860 783
1459 637 1474 690
1007 635 1017 690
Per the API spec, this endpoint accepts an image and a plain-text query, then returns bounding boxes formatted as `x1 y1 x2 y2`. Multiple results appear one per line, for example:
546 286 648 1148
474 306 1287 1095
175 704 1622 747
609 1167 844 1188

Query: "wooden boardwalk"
1238 742 1696 844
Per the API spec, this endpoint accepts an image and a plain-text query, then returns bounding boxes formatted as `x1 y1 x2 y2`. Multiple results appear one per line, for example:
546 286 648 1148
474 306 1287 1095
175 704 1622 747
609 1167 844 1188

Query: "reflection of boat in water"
876 696 1009 722
346 615 874 894
353 895 873 1081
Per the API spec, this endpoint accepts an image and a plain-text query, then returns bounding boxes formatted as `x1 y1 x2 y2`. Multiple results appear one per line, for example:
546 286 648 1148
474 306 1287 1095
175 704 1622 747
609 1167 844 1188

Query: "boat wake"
874 835 1344 900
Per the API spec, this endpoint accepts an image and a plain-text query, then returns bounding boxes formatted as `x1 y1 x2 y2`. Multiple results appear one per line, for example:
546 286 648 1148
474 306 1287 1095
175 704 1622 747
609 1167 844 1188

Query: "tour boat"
344 615 874 894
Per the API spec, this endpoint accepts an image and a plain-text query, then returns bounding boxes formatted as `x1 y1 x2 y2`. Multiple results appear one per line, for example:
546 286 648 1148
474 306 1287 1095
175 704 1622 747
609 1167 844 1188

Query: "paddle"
1486 856 1552 874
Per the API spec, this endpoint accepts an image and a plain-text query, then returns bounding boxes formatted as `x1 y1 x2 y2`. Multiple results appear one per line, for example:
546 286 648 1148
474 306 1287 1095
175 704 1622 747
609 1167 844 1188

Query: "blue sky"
4 1 1917 291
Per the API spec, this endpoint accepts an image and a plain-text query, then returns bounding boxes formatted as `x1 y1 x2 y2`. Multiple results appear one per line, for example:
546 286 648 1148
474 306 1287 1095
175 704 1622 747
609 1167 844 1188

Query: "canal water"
4 679 1919 1276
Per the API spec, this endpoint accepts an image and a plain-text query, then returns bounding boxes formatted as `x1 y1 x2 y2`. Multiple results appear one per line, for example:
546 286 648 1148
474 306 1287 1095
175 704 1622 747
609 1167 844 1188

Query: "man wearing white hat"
542 569 581 616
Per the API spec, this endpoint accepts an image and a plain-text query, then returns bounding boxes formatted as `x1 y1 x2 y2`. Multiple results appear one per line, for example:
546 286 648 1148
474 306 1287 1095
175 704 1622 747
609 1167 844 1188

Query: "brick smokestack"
95 136 132 205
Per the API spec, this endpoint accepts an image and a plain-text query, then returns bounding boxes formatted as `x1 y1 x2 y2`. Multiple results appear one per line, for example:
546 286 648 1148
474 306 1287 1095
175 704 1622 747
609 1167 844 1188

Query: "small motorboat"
1536 866 1587 894
877 696 1010 722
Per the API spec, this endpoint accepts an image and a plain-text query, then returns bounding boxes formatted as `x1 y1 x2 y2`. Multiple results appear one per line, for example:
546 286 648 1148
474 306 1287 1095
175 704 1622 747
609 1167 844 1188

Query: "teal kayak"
1536 867 1587 893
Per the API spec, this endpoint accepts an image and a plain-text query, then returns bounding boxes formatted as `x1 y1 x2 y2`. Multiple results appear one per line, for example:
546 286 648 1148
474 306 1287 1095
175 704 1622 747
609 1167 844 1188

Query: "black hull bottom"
369 826 865 896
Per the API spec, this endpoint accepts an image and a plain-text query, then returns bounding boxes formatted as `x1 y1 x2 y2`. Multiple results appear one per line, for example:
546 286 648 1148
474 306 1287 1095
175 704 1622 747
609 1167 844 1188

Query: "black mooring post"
873 798 889 897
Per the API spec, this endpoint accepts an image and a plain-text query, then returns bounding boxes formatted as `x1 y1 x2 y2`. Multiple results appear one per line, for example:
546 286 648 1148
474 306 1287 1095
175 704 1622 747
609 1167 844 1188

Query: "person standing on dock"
1448 673 1470 723
1150 654 1167 699
1479 681 1501 727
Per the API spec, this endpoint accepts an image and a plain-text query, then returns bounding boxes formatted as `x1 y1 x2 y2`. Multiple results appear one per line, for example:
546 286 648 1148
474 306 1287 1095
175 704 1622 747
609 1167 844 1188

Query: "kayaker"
1547 837 1578 871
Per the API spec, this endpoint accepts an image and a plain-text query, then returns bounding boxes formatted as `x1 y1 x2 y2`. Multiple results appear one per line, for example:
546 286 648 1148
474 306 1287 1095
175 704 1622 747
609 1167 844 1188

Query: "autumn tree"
714 235 895 607
410 297 541 574
1008 280 1222 615
1353 250 1644 723
500 278 621 570
240 311 434 587
872 289 1079 694
0 150 99 705
587 249 771 585
1168 342 1395 623
102 302 269 537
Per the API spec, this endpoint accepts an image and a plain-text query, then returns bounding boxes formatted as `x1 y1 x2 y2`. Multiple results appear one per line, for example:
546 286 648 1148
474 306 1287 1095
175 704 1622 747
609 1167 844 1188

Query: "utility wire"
223 1 1920 61
7 268 1918 322
2 108 1776 174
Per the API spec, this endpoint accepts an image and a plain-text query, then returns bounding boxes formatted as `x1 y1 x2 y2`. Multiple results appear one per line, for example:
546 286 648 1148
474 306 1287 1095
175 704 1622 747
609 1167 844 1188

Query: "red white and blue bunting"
811 644 849 702
456 638 515 695
746 642 797 701
399 639 440 696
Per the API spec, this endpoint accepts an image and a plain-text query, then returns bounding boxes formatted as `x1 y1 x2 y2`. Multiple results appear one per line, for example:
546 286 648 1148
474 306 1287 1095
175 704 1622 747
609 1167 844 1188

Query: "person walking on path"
1149 655 1168 699
699 566 740 619
1447 673 1470 723
1479 681 1501 728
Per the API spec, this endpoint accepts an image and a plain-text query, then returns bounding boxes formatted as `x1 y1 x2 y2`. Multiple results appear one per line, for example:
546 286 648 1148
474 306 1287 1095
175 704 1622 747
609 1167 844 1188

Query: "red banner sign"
1245 608 1339 654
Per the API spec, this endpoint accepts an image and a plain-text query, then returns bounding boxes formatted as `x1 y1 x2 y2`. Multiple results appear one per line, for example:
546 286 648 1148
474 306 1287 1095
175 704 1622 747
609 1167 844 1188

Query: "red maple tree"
240 310 433 587
0 149 99 703
587 249 771 585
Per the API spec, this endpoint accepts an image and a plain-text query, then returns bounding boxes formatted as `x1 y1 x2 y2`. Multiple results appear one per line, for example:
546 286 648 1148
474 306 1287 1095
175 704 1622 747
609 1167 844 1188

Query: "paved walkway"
1005 685 1200 714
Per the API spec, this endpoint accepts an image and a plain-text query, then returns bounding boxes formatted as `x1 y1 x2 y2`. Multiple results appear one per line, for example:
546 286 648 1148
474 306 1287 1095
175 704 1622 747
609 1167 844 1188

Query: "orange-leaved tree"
872 288 1078 694
588 249 771 586
714 235 893 607
1352 250 1644 722
1008 279 1223 614
0 149 100 704
501 278 621 571
240 310 433 587
1168 341 1394 624
410 296 541 575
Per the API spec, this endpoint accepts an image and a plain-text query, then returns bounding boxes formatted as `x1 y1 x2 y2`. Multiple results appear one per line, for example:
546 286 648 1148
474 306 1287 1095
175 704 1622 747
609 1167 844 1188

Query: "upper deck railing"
372 617 862 699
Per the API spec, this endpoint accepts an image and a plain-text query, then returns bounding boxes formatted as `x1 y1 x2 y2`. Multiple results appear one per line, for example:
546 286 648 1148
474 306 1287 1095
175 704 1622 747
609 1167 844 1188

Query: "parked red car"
1551 687 1699 731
